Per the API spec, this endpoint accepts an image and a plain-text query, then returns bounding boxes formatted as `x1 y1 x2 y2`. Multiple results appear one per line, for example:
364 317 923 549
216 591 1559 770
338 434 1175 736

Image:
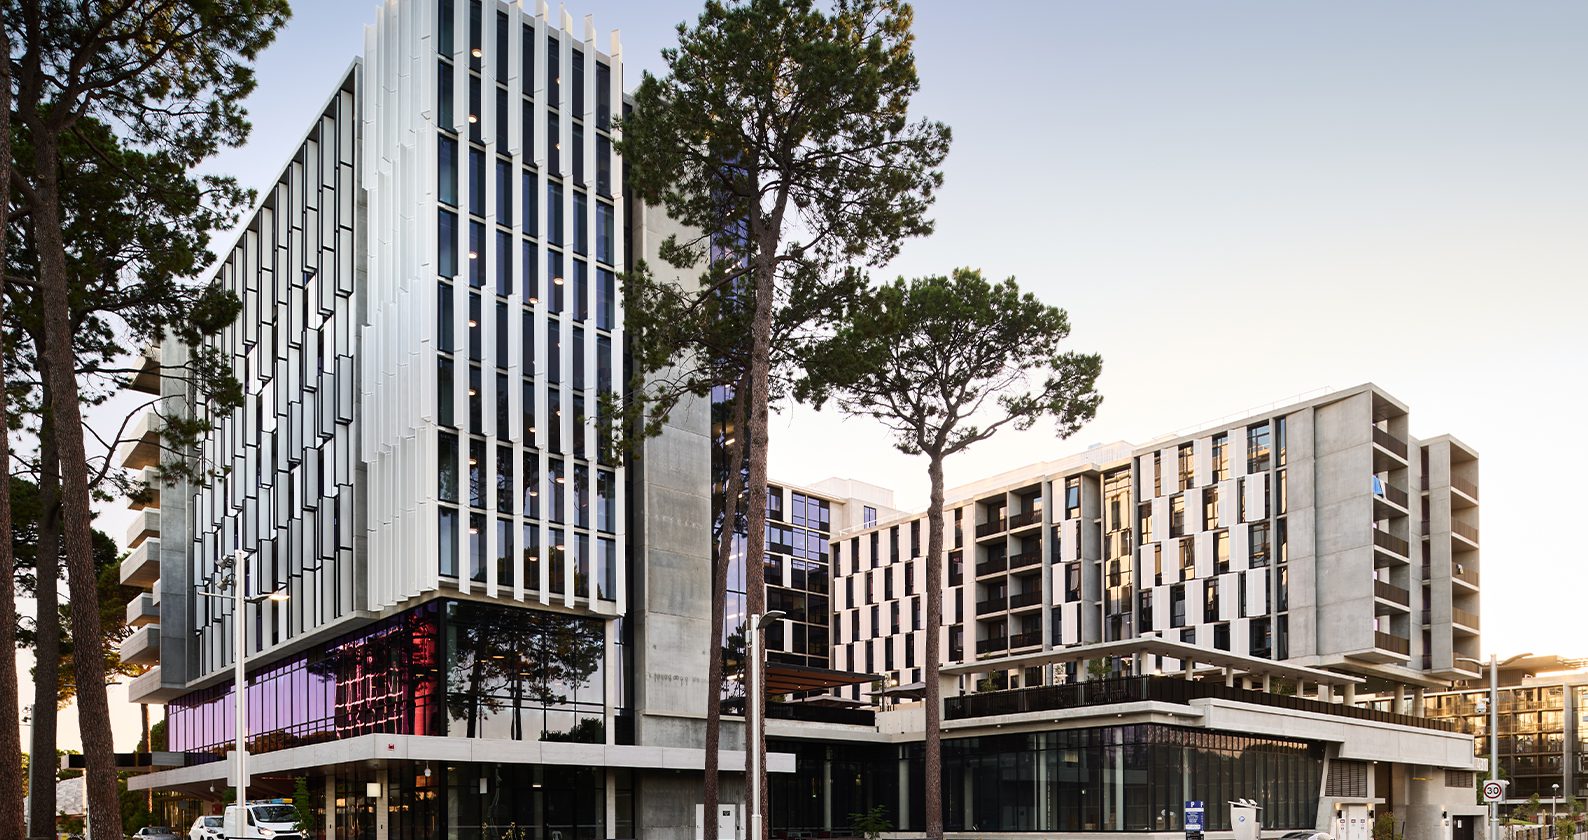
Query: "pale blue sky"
38 1 1588 749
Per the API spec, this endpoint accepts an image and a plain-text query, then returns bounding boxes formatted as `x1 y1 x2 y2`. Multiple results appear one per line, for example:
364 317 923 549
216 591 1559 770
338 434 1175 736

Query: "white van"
221 802 303 840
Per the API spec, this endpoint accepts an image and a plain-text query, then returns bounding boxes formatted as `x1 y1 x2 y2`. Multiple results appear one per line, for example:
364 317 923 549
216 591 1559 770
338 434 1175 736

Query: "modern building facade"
1423 655 1588 803
828 385 1483 705
124 1 746 837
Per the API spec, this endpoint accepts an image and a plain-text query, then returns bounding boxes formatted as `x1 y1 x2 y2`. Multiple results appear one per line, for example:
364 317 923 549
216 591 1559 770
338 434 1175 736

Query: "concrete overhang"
942 637 1365 688
130 733 799 792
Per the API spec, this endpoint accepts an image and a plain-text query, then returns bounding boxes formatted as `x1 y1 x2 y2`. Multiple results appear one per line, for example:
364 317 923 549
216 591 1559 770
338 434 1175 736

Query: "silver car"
130 828 179 840
189 816 224 840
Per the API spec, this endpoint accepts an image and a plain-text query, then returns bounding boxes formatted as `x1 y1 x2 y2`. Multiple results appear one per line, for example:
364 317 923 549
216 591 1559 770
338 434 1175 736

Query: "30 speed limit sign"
1482 780 1506 802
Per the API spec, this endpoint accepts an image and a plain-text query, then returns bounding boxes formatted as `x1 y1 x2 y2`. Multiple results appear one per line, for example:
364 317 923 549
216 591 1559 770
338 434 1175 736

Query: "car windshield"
201 817 222 827
250 805 298 823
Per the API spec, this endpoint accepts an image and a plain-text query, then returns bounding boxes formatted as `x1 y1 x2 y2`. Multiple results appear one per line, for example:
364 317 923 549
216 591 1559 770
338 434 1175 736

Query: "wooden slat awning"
764 662 878 695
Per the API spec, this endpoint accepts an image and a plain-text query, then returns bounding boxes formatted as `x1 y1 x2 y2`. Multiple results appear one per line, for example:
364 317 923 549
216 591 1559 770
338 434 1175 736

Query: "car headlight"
259 830 275 838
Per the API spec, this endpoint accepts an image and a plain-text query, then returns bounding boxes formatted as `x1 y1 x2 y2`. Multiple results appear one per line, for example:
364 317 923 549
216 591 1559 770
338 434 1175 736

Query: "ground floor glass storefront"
770 724 1323 835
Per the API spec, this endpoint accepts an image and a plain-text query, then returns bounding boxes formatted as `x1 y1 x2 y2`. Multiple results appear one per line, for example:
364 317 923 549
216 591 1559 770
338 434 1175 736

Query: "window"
1170 584 1186 628
495 158 513 225
437 281 455 352
595 201 614 265
1248 423 1272 473
1212 433 1228 482
1169 494 1185 537
438 507 458 576
1065 477 1081 518
1178 444 1194 490
437 0 454 55
547 181 563 246
596 269 614 330
468 221 485 287
595 61 611 130
1179 538 1195 579
1275 416 1288 467
863 506 878 528
1213 530 1229 574
1213 622 1230 651
1203 486 1219 530
438 432 459 503
1205 578 1219 622
438 61 454 127
1249 521 1270 568
438 210 459 277
438 136 459 206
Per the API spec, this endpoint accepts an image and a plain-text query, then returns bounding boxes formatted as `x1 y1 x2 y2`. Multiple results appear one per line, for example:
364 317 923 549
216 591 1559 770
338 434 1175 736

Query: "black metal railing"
975 555 1008 577
1373 530 1410 557
1375 631 1411 655
976 637 1008 655
1008 631 1042 649
976 598 1006 616
942 675 1455 732
1008 510 1042 530
1374 580 1410 606
764 703 876 727
1381 483 1409 509
1009 549 1043 570
1373 426 1409 459
1009 590 1043 609
976 518 1006 538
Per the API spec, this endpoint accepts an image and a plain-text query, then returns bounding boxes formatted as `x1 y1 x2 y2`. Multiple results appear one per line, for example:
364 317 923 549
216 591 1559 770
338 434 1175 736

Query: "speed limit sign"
1482 780 1506 802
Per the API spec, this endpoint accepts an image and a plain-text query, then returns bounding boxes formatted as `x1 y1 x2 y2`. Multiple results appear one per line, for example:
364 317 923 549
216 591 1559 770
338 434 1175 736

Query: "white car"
222 803 304 840
188 815 223 840
1278 833 1334 840
131 828 179 840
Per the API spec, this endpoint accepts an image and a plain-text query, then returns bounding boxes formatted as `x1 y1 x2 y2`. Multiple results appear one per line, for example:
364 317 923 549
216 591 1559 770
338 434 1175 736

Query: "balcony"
1452 562 1479 589
113 411 164 471
129 346 162 395
1372 530 1410 566
1373 426 1409 461
119 538 160 589
975 518 1006 539
1007 510 1042 531
126 592 159 628
976 597 1007 617
127 466 162 511
943 675 1456 732
1373 580 1410 612
1374 631 1411 656
1452 608 1480 632
125 509 160 550
1009 549 1042 570
977 636 1009 655
1452 520 1479 547
1009 590 1043 610
1373 482 1409 520
975 555 1008 577
1008 630 1042 649
1451 476 1479 504
118 624 159 666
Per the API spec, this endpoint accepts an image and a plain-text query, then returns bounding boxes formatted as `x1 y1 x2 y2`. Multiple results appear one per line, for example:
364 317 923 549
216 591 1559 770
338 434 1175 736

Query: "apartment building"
830 385 1482 701
120 2 751 837
1423 655 1588 802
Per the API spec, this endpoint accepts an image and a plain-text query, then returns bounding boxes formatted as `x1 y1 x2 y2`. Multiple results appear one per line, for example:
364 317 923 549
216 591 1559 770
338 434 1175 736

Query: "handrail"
1373 426 1409 458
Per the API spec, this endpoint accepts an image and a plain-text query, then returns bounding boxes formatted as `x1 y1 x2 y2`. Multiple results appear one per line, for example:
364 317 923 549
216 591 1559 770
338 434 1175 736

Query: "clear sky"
30 0 1587 751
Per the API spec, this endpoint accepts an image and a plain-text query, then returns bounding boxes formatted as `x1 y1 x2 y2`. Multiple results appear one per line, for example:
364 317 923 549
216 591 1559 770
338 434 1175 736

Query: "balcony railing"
1008 510 1042 530
1374 580 1410 606
1008 630 1042 649
1452 520 1479 544
1451 476 1479 501
764 703 876 727
1453 608 1481 629
1373 530 1410 557
976 598 1007 616
975 518 1006 538
1009 549 1042 570
975 555 1008 577
1009 590 1043 609
1375 631 1411 655
1373 427 1409 459
977 636 1009 655
1452 563 1479 587
943 675 1456 732
1380 483 1409 509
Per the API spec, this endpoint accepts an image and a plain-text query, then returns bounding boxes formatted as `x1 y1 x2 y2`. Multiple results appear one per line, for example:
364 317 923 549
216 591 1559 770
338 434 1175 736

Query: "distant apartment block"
824 384 1481 701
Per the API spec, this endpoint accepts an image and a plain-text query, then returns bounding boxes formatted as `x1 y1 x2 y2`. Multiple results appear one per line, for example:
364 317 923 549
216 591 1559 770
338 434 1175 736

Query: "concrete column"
1395 684 1406 715
375 765 389 840
824 752 834 832
1299 680 1309 698
1262 674 1273 692
324 773 337 839
1344 682 1357 705
606 769 617 838
1414 687 1426 717
1184 659 1195 680
1225 667 1235 688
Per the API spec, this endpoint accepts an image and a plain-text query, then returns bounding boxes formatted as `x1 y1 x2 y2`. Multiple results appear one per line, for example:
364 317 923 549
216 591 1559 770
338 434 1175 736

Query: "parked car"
189 815 224 840
222 803 304 840
130 828 180 840
1278 833 1334 840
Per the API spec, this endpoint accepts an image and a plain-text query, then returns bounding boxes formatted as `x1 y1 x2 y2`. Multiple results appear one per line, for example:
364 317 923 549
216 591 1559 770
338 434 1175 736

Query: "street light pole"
1459 652 1532 840
1552 784 1559 836
196 548 287 838
747 610 785 840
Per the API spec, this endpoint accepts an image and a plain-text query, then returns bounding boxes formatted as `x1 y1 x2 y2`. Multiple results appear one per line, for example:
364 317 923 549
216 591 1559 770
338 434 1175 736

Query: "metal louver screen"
1325 760 1369 798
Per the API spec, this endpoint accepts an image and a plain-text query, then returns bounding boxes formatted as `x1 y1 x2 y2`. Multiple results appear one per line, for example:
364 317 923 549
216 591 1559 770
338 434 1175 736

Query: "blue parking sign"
1185 801 1205 833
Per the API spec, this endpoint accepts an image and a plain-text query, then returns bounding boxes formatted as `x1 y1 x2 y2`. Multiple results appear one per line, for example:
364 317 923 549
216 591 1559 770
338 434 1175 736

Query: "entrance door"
1453 816 1476 840
1338 804 1371 840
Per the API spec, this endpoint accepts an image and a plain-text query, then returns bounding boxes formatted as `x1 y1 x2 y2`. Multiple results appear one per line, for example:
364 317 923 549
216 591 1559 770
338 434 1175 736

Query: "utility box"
1230 799 1263 840
695 803 743 840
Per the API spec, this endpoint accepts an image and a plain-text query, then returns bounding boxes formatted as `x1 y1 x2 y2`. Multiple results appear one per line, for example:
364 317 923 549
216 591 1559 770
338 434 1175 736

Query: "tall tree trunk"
31 133 123 840
28 419 62 840
705 377 749 838
0 26 28 836
923 454 946 840
743 245 777 840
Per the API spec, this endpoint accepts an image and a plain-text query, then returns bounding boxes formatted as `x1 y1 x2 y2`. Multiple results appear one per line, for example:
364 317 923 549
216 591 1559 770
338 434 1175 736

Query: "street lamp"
196 548 287 836
747 610 786 840
1456 652 1533 840
1552 783 1560 835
